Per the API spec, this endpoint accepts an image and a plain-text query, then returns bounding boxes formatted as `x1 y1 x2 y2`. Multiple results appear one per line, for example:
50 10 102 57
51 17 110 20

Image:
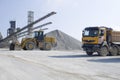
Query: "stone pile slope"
46 30 82 50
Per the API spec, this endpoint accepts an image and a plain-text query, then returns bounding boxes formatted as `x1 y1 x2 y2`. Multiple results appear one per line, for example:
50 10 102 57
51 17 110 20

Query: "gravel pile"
46 30 82 50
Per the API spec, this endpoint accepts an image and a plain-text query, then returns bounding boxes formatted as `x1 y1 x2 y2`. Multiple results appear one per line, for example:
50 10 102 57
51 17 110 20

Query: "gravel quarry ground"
0 49 120 80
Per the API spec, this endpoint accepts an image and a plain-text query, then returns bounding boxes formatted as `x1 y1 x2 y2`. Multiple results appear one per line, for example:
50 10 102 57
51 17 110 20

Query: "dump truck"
82 26 120 56
10 30 56 50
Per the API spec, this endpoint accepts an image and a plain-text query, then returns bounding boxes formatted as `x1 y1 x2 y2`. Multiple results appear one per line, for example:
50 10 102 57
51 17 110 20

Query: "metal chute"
17 22 52 37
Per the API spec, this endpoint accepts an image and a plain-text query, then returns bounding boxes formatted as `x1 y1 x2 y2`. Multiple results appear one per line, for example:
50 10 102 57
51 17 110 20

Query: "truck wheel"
9 43 15 50
98 46 108 56
86 52 93 56
25 42 35 50
110 46 118 56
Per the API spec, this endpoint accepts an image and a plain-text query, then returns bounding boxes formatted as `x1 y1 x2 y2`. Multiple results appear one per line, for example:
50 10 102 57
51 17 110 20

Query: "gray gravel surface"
0 49 119 80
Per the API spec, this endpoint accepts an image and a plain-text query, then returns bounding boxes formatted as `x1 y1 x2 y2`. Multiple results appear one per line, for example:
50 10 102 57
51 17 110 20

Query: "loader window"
39 32 43 37
83 28 99 37
34 32 38 38
38 31 44 41
34 31 44 41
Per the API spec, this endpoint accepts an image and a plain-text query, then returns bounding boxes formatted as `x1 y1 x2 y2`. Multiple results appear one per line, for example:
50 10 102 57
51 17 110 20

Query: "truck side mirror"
100 30 104 36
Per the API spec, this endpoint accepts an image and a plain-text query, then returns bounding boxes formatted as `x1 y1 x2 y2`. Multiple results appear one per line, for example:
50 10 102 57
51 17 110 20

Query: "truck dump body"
112 31 120 42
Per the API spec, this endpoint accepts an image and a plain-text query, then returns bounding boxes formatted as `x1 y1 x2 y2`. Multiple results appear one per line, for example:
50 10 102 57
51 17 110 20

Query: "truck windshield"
83 28 99 37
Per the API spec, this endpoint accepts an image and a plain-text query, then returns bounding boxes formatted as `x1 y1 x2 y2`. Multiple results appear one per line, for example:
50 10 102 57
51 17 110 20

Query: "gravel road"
0 49 119 80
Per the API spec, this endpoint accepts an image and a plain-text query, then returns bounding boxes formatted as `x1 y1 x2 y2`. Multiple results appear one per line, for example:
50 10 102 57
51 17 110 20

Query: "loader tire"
25 42 35 50
86 52 93 56
98 46 108 56
9 43 15 50
110 46 118 56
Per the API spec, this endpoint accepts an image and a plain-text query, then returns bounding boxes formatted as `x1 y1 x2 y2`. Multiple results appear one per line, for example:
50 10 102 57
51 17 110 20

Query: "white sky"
0 0 120 41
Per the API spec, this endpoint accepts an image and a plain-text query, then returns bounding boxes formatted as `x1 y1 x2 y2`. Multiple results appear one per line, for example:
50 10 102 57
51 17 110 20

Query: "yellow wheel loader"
21 30 56 50
9 30 56 50
7 11 56 50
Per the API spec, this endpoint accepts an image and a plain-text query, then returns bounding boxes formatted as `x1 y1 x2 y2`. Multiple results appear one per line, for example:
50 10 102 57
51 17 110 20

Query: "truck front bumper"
82 44 100 52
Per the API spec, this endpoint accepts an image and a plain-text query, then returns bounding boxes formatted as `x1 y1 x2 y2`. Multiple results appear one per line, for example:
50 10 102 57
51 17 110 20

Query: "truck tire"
9 43 15 50
25 42 35 50
110 46 118 56
86 52 93 56
98 46 108 56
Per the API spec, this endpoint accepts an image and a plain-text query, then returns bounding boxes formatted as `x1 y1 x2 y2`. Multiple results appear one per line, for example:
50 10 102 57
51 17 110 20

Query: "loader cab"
34 30 44 41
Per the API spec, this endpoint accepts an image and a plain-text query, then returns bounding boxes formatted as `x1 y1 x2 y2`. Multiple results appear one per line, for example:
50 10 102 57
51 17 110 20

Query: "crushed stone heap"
46 30 82 50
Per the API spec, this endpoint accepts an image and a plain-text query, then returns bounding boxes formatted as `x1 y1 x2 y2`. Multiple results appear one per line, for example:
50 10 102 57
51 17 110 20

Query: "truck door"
98 29 105 44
